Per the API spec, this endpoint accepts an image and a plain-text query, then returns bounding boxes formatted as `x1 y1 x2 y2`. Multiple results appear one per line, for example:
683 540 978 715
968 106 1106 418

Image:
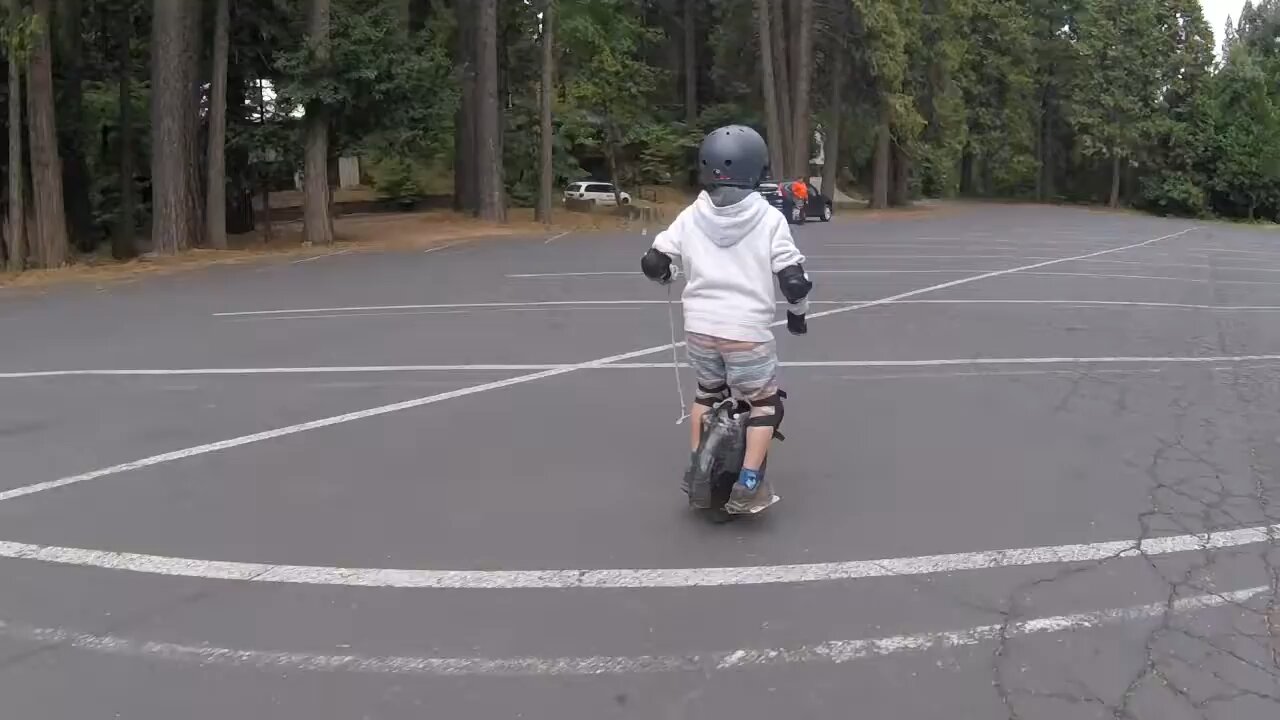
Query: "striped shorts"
685 332 779 403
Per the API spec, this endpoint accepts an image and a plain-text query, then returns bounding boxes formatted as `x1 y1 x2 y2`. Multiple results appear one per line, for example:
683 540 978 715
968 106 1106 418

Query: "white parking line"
828 368 1166 381
512 269 1203 280
423 239 475 254
290 249 351 264
10 352 1280 378
898 299 1280 311
211 297 1280 318
506 271 638 278
544 231 572 244
1187 247 1280 257
0 585 1265 676
812 269 1003 274
823 242 1111 250
806 255 1055 261
214 300 679 317
0 226 1198 503
227 306 651 322
0 365 571 378
1022 271 1195 282
0 523 1272 588
1208 278 1280 286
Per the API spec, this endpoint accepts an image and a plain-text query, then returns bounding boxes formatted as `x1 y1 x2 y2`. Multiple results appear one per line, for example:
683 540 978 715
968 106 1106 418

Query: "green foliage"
1067 0 1165 168
1 3 39 63
559 0 662 136
276 0 457 159
903 0 970 197
1231 0 1280 60
15 0 1280 271
1207 46 1280 219
366 154 421 201
82 79 150 232
957 0 1038 195
1136 0 1216 215
627 121 699 185
502 95 586 207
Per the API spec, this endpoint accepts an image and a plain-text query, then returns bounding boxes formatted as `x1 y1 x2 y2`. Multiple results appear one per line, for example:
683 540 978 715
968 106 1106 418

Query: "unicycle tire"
701 506 736 524
701 467 738 523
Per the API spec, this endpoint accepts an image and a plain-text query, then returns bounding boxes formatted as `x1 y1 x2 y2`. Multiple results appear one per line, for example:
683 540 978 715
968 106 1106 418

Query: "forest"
1 0 1279 273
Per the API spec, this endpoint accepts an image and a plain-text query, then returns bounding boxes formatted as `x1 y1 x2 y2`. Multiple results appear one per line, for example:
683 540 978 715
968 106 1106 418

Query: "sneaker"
724 473 780 514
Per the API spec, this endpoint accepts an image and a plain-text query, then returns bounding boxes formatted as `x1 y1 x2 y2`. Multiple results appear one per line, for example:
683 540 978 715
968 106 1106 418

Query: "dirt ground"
0 189 962 294
0 197 693 293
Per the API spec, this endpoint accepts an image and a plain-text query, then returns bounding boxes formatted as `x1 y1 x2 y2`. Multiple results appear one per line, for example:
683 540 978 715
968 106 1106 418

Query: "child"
641 125 813 514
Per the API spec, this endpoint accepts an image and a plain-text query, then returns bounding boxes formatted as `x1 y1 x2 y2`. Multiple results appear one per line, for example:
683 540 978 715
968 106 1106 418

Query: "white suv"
563 182 632 206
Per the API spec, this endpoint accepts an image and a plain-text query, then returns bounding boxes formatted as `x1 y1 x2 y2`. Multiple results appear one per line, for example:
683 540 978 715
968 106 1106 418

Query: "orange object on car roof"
792 180 808 200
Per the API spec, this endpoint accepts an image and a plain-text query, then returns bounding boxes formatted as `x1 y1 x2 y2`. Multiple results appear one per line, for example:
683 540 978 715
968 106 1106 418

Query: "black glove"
641 248 674 284
786 310 807 336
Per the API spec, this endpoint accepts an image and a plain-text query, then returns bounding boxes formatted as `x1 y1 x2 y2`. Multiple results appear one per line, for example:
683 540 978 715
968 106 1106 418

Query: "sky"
1201 0 1245 53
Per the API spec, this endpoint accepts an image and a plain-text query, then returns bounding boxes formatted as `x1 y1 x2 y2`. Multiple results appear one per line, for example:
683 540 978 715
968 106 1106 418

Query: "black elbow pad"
777 264 813 304
641 248 673 282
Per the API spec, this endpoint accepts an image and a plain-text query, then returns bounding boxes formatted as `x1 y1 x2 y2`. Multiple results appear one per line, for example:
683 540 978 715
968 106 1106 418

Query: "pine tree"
1068 0 1166 207
27 0 69 266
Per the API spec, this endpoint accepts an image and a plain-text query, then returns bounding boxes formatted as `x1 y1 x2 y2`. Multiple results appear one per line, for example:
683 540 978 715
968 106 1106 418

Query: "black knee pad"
745 390 787 440
694 383 731 408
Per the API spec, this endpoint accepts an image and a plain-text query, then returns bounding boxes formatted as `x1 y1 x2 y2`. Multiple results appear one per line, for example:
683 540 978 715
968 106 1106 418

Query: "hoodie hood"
690 190 773 248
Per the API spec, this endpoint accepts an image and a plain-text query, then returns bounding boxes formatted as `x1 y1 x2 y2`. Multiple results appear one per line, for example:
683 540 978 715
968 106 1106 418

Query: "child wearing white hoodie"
641 125 812 514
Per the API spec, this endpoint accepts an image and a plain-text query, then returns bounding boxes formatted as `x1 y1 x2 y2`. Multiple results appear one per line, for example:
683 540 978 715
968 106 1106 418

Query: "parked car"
563 181 632 206
758 181 833 225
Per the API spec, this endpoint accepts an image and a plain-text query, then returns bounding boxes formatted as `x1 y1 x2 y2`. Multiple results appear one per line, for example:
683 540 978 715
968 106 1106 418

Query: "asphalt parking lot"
1 204 1278 719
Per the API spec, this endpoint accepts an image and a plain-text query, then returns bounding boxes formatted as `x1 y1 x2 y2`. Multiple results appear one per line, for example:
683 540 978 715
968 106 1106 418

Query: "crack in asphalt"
988 280 1280 719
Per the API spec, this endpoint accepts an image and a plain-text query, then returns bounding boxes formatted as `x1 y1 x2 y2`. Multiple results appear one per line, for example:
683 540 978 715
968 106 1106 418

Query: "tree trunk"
1038 87 1056 200
205 0 230 250
536 0 555 224
474 0 504 222
150 0 200 255
819 26 843 199
960 150 974 195
756 0 785 179
256 79 273 244
683 0 697 128
57 0 93 252
303 0 334 245
454 0 477 213
769 0 792 172
604 123 624 208
788 0 813 178
870 114 890 209
890 141 910 206
6 1 25 273
818 123 837 199
1109 154 1120 208
27 0 69 268
112 10 136 260
185 12 203 243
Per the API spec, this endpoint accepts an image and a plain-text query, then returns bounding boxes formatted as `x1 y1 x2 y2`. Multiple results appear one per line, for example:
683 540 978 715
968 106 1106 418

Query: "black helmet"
698 125 769 189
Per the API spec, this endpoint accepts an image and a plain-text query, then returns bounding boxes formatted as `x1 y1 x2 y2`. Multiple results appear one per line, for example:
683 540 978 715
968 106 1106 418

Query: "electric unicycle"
684 398 778 522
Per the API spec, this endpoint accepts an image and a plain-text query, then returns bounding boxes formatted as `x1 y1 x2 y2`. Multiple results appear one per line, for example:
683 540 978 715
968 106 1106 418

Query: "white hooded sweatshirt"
651 190 805 343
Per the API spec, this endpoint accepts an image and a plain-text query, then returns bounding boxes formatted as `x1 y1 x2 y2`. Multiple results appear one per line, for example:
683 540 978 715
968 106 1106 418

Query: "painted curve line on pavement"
0 586 1267 676
0 523 1273 589
0 225 1198 506
9 353 1280 377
